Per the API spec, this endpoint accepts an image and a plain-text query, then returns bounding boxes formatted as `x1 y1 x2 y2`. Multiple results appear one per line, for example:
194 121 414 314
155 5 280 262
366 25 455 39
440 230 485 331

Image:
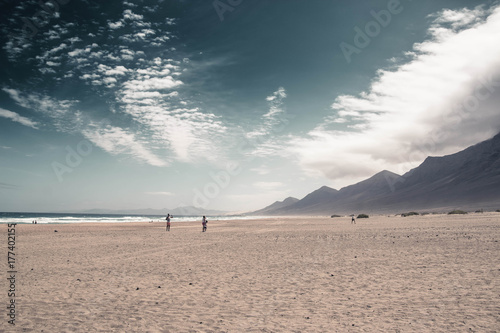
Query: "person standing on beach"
166 214 171 231
351 216 356 224
202 216 207 232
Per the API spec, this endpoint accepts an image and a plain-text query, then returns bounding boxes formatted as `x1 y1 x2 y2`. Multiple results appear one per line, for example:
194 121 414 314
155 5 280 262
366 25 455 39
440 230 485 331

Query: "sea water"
0 212 267 224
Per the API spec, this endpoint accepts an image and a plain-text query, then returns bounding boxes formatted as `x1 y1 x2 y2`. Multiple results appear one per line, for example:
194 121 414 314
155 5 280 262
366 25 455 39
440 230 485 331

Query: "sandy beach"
3 213 500 332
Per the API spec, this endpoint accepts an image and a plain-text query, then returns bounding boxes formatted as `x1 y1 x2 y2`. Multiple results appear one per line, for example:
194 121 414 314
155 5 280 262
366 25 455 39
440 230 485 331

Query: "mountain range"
251 132 500 215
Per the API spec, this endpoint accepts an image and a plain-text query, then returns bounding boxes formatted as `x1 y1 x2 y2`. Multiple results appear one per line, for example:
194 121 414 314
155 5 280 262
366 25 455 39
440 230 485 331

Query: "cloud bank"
289 4 500 186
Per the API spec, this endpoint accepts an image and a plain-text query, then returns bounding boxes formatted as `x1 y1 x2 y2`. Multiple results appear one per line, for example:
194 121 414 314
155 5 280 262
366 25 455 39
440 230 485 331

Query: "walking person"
202 215 207 232
166 214 171 231
351 216 356 224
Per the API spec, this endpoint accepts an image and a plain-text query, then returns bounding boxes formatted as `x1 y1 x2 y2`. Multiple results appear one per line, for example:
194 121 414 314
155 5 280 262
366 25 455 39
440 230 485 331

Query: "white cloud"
39 67 56 74
88 54 228 165
109 21 124 29
2 89 24 106
28 20 224 166
67 37 82 44
80 73 100 80
120 48 135 60
123 9 143 21
124 1 137 8
48 43 68 54
82 124 167 167
118 103 227 164
247 87 287 140
3 89 75 116
1 6 228 169
68 48 89 58
0 108 38 129
46 61 61 67
431 6 487 29
123 76 183 91
103 77 117 86
289 4 500 187
121 91 162 101
45 30 61 40
89 51 104 59
265 87 287 102
244 87 292 157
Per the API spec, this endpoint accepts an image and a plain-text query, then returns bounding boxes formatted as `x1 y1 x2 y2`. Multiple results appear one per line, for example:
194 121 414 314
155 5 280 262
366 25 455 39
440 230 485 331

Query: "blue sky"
1 0 499 213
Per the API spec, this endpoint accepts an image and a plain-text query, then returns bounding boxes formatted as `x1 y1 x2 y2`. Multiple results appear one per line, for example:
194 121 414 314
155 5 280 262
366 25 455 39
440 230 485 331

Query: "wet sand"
3 213 500 332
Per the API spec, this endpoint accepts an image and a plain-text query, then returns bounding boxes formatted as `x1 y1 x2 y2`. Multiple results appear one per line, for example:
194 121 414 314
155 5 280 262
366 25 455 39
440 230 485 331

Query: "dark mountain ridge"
251 133 500 215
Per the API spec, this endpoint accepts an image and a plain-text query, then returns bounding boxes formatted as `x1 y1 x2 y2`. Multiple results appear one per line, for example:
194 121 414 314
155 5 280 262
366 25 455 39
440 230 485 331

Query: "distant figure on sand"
166 214 171 231
202 216 207 232
351 216 356 224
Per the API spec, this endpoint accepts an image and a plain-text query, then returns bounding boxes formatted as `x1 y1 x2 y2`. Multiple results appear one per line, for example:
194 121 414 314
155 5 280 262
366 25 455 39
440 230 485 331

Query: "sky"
1 0 500 213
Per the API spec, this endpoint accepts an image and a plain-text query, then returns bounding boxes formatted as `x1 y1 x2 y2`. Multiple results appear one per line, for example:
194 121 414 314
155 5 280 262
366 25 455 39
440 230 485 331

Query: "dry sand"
2 213 500 332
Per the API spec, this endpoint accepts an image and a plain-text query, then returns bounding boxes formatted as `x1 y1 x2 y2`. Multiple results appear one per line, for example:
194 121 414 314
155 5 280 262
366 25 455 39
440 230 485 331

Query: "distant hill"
250 132 500 215
251 197 299 215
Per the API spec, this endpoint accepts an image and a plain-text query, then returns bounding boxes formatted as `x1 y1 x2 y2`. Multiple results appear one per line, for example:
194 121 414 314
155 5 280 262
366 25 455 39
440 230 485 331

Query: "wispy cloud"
0 182 20 190
2 88 80 132
145 191 174 196
4 85 174 167
243 87 292 158
0 107 38 129
1 2 230 168
82 123 168 167
289 4 500 186
250 165 271 175
430 6 487 29
248 87 287 139
116 64 228 164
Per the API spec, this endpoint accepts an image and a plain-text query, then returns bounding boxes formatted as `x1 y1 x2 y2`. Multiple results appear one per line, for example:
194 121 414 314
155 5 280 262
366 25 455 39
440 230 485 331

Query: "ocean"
0 212 262 224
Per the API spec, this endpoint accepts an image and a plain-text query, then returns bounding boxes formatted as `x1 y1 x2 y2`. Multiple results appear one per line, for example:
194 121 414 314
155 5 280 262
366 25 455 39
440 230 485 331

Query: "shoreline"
3 210 499 224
